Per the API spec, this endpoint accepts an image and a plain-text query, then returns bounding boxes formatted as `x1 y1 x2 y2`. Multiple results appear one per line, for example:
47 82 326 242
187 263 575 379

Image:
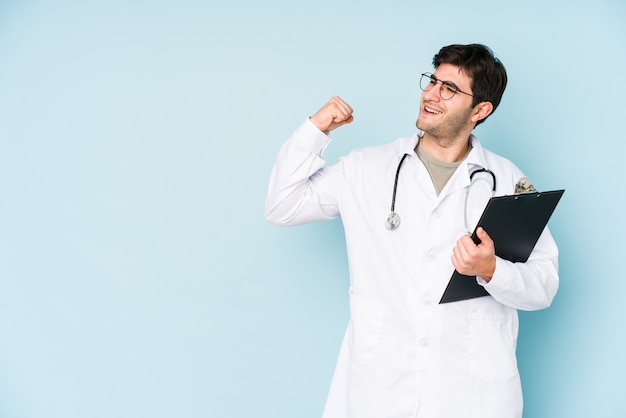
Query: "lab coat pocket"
348 289 386 366
468 313 519 382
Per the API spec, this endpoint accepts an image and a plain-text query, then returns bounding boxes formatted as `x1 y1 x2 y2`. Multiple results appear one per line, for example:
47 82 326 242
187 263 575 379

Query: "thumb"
476 227 493 246
335 114 354 126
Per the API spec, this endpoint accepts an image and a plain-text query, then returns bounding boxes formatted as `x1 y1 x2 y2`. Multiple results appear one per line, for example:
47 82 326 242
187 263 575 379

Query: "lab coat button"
426 251 436 260
418 338 429 348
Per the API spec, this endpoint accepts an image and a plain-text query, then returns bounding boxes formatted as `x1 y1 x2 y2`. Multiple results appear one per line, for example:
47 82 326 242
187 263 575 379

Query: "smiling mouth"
424 106 442 115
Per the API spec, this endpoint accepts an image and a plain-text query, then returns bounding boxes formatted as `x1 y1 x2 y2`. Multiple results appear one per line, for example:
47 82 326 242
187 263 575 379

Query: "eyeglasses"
419 72 474 100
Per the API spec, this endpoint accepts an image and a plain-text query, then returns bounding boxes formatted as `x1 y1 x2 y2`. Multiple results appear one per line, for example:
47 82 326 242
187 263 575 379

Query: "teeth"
425 106 442 114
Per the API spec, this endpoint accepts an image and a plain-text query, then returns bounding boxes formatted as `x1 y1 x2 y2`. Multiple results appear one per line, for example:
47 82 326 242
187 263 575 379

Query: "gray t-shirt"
416 141 472 196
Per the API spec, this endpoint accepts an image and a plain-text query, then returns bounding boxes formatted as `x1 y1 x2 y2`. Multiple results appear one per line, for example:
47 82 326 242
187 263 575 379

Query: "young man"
265 44 558 418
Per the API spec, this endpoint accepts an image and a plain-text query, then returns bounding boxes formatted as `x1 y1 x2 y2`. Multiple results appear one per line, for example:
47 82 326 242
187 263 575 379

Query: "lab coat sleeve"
480 227 559 311
265 118 342 226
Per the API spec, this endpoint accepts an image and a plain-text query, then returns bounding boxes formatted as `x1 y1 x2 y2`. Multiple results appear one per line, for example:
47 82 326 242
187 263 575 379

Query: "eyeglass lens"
420 73 459 100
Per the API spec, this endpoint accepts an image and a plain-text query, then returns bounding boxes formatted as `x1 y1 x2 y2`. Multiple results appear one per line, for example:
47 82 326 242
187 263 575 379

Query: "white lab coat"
265 119 559 418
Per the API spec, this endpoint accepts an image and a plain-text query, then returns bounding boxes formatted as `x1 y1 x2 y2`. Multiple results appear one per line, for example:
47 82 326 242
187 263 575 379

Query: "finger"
311 97 354 131
452 239 468 263
458 234 474 251
329 96 351 111
329 96 353 121
342 115 354 125
476 227 494 248
456 240 471 263
331 110 353 125
476 228 495 254
451 244 469 272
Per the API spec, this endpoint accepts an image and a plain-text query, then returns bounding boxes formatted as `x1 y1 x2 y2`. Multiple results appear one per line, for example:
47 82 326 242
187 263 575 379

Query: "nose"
422 82 441 102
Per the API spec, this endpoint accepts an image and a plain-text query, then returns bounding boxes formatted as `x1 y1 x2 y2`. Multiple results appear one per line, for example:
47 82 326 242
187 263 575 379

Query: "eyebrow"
433 75 460 90
433 74 463 91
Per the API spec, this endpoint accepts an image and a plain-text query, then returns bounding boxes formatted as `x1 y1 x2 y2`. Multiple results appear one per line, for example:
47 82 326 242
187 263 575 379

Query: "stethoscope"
385 153 497 230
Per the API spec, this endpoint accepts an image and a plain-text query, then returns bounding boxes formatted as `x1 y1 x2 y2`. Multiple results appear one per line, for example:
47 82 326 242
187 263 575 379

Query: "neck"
418 133 472 163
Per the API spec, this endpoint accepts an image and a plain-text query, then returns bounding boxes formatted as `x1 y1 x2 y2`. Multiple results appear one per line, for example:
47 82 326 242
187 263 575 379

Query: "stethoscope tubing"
385 153 496 231
390 154 409 212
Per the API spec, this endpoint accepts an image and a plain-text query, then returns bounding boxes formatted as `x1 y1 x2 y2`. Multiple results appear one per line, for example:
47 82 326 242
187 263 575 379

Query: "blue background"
1 1 624 417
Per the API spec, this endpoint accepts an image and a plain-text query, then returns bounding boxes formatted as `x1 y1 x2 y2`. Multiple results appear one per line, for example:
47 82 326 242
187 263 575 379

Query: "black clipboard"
439 189 565 304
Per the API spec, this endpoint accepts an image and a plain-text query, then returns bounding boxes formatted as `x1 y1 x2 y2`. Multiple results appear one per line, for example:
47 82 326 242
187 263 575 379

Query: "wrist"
309 116 330 135
481 259 496 282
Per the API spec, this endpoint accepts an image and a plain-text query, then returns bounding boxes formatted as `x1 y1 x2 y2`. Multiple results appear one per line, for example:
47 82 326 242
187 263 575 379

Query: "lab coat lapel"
434 135 493 230
461 137 494 231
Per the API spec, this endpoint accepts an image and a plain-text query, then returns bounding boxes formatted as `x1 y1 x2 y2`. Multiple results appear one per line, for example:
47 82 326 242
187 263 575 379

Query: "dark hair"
433 44 507 126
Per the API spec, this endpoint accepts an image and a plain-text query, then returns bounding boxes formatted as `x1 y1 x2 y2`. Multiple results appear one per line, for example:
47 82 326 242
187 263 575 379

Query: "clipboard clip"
514 177 537 194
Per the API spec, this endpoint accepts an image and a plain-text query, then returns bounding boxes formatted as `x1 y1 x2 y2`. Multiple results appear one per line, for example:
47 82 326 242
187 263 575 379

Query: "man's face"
416 63 476 139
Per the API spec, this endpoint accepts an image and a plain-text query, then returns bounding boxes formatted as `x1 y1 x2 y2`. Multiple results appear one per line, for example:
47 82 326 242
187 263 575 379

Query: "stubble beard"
416 107 474 142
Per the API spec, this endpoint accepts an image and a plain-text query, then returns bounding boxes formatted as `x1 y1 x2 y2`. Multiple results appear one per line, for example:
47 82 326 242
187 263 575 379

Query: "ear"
471 102 494 123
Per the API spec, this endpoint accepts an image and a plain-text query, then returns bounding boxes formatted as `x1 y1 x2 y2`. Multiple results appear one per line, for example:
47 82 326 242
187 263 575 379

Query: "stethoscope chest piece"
385 212 400 230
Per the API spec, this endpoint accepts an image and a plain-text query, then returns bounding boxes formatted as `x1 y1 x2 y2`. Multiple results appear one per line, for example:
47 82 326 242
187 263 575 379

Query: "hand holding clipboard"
440 189 565 304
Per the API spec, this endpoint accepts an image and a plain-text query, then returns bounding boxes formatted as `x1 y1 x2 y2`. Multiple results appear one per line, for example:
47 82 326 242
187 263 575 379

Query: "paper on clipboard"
439 189 565 304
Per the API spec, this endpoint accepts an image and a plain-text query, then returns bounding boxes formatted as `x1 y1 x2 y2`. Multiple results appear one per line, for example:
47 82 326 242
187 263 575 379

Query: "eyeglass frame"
419 72 474 100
